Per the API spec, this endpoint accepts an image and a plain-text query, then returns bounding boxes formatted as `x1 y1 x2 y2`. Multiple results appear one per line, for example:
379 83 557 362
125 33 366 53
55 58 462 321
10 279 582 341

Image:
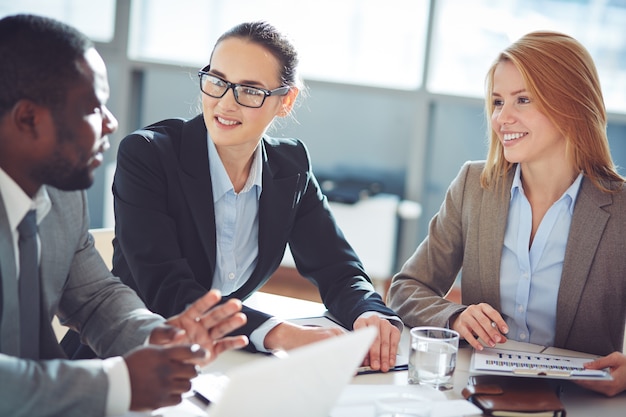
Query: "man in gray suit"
0 14 248 417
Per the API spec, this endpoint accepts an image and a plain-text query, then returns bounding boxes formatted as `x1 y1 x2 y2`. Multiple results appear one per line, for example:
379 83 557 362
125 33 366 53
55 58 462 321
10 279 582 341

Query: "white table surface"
128 292 626 417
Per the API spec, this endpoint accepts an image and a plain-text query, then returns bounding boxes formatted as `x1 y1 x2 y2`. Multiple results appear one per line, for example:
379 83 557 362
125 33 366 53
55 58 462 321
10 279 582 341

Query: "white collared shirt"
0 167 50 270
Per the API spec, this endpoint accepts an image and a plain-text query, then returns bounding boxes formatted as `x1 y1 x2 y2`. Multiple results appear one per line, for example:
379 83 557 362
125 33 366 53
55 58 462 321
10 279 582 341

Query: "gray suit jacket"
0 187 164 417
389 161 626 356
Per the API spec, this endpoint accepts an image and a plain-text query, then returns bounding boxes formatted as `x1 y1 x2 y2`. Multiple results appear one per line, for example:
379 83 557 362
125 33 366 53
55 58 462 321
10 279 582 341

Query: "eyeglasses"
198 65 290 108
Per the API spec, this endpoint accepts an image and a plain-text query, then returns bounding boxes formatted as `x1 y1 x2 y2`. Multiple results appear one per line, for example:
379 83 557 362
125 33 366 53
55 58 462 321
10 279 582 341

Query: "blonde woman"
388 31 626 396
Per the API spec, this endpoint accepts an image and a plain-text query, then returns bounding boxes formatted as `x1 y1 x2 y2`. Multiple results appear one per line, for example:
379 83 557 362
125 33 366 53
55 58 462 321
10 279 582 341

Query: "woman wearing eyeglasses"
100 21 401 370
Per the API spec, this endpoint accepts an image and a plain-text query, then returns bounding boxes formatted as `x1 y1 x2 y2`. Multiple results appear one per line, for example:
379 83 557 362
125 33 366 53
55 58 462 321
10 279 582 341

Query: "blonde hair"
480 31 624 192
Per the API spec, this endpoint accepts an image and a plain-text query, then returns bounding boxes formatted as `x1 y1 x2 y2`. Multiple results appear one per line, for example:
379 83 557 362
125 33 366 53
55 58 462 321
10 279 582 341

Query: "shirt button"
522 272 529 279
228 272 235 280
517 305 524 313
519 333 527 340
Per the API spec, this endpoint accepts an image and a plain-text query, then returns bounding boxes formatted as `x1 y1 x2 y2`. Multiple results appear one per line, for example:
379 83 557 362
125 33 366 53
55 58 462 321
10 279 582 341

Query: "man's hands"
125 344 206 411
451 303 508 350
576 352 626 397
151 289 248 362
264 316 401 372
126 290 248 411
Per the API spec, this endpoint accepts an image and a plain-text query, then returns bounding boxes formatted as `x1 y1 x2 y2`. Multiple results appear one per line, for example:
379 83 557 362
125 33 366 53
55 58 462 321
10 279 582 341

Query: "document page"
470 341 611 380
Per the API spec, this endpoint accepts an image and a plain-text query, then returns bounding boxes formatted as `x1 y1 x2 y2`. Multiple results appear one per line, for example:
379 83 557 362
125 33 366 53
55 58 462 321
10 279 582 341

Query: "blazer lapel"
0 197 20 355
554 178 611 346
232 140 304 299
178 116 218 276
479 169 514 311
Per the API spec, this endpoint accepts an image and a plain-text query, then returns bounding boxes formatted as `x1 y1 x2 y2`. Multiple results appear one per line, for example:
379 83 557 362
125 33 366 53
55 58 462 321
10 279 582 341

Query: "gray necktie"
18 210 39 359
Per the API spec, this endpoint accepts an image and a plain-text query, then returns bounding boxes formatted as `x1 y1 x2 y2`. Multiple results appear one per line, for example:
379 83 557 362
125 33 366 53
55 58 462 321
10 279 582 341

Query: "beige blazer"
389 161 626 356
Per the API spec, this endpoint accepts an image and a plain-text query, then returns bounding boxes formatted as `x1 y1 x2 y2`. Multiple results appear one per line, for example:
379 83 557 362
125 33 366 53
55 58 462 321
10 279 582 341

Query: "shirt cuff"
249 316 285 352
102 356 131 416
358 311 404 332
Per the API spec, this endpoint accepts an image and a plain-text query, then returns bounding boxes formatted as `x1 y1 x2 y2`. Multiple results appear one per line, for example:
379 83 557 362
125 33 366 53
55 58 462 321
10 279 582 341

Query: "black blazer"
111 115 396 348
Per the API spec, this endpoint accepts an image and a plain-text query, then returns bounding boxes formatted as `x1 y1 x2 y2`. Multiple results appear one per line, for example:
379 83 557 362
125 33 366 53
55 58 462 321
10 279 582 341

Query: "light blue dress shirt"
499 164 582 346
206 136 402 351
207 136 283 351
208 137 261 296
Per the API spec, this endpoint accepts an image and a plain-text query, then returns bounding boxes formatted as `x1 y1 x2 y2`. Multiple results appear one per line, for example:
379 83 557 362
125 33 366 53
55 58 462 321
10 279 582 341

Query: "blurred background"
2 0 626 277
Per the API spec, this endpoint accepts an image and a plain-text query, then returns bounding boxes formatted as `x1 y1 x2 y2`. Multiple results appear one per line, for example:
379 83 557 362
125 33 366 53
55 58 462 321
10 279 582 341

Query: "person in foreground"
0 14 248 417
107 21 400 370
387 31 626 397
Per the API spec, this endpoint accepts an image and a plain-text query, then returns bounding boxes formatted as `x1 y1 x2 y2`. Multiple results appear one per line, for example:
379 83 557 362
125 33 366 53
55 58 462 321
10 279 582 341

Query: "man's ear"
278 87 299 117
11 99 43 136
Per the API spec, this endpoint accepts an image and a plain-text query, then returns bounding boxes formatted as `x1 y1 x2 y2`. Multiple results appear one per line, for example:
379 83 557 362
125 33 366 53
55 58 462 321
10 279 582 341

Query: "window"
128 0 430 89
428 0 626 113
0 0 116 42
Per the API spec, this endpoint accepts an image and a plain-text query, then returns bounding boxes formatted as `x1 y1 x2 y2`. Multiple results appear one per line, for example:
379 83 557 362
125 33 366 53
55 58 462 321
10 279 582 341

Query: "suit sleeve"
113 127 284 348
387 162 472 328
287 141 398 328
0 189 163 417
112 129 211 317
55 190 163 357
0 354 111 417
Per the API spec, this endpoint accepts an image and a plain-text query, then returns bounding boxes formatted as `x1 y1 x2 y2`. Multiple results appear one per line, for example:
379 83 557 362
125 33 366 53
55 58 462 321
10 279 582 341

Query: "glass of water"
408 326 459 390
